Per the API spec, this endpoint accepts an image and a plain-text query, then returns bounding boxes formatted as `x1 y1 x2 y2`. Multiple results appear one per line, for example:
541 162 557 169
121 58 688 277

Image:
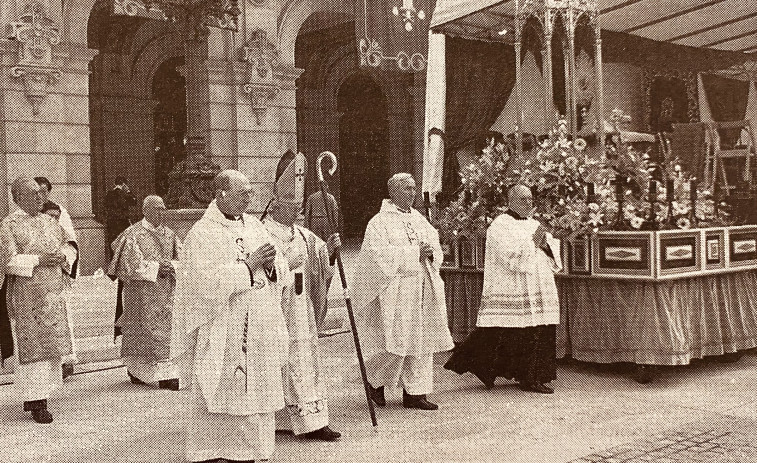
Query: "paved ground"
1 332 756 462
2 244 757 462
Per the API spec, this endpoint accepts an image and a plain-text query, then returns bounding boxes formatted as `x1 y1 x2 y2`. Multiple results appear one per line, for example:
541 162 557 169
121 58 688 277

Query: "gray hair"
213 169 247 193
11 177 38 202
387 173 415 193
142 195 165 211
507 184 532 204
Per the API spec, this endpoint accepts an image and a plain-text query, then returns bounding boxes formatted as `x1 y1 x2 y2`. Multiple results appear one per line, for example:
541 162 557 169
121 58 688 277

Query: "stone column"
1 0 104 274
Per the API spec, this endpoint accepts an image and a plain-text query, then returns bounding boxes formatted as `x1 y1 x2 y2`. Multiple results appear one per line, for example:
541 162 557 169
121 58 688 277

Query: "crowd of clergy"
0 151 563 462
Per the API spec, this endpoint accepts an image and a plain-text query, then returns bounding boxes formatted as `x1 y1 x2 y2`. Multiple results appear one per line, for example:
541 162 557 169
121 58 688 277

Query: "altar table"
440 268 757 366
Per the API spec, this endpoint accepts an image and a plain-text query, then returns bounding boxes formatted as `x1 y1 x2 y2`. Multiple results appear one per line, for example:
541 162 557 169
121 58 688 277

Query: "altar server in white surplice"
352 173 453 411
172 170 289 463
263 150 342 442
445 184 561 394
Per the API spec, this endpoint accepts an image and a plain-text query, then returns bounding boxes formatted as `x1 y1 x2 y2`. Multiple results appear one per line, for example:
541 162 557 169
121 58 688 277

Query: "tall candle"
666 179 674 203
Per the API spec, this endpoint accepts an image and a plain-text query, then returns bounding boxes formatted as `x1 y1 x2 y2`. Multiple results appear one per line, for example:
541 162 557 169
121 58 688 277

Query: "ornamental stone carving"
6 1 62 115
241 29 280 125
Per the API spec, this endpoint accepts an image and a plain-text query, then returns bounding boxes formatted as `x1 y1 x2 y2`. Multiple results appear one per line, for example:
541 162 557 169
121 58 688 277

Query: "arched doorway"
87 0 184 223
337 73 389 238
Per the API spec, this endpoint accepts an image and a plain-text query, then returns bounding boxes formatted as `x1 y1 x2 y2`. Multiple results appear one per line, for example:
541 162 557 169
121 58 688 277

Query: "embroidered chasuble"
171 200 289 416
108 219 180 361
477 213 561 328
352 200 453 358
265 219 334 434
0 210 75 364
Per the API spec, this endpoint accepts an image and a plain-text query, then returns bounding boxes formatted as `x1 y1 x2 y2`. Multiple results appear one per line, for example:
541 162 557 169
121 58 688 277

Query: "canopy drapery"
431 0 757 54
423 0 757 198
440 37 516 199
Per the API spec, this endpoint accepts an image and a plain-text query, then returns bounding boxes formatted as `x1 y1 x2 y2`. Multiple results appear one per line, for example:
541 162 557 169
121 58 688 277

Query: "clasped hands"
244 243 277 272
38 251 66 267
158 260 175 278
419 241 434 262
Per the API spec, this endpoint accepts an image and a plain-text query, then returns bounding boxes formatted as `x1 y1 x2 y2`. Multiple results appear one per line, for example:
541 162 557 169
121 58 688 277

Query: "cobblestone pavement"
570 417 757 462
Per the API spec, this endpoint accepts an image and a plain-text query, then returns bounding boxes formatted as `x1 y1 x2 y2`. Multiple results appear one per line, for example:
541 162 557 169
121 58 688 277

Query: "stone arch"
129 30 184 98
277 0 353 66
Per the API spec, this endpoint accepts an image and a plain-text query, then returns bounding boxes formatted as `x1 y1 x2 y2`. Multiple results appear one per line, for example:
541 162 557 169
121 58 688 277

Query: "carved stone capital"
6 1 62 115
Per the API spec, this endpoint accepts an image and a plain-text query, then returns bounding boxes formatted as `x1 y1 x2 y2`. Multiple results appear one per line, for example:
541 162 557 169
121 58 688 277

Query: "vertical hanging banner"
358 0 434 72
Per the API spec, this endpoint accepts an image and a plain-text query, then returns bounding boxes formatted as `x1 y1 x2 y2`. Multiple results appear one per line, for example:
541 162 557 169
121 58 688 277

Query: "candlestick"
690 178 698 227
647 179 658 230
666 178 675 227
586 182 595 204
614 177 624 228
666 179 674 203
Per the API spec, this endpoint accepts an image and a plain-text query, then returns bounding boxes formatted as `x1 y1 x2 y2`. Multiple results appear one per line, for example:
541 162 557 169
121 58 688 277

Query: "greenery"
437 117 733 243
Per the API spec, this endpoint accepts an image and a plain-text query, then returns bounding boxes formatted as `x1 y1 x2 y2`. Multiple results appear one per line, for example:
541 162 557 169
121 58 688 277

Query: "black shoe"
31 408 53 424
303 426 342 441
368 384 386 407
127 372 147 385
402 390 439 410
62 364 74 380
24 400 53 423
158 379 180 391
519 382 554 394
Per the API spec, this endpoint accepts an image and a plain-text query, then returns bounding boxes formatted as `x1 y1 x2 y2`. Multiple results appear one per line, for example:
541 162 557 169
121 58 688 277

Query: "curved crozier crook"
317 151 338 182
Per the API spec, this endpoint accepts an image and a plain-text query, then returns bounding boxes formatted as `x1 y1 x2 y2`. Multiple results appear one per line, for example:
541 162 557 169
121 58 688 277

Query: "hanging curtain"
441 37 516 200
701 74 751 146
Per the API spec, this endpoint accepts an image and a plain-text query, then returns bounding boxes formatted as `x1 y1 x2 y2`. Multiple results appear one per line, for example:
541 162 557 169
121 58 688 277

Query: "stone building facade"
0 0 427 273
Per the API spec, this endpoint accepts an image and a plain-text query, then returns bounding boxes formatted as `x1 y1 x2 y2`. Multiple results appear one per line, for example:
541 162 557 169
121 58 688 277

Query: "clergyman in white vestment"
172 170 289 463
352 173 454 411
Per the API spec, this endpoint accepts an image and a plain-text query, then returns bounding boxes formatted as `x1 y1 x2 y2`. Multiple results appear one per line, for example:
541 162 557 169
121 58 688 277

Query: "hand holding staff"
317 151 378 428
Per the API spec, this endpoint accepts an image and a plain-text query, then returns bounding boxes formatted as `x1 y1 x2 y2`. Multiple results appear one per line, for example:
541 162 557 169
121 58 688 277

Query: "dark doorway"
337 73 389 239
152 57 187 196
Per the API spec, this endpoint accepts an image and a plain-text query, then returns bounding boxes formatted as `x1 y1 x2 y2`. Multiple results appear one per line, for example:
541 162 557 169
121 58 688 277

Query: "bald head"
387 173 416 211
11 177 43 216
213 170 248 193
214 170 253 216
142 195 166 227
507 184 533 218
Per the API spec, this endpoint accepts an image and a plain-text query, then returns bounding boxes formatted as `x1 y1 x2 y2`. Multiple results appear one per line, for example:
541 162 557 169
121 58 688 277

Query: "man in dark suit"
104 176 137 339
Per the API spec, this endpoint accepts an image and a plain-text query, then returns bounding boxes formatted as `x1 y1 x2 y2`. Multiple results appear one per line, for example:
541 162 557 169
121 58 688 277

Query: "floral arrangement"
437 116 733 243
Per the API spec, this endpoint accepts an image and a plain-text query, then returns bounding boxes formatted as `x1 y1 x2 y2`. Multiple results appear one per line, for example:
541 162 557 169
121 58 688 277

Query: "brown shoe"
24 400 53 424
402 390 439 410
368 384 386 407
158 379 180 391
62 364 74 380
303 425 341 441
127 372 147 385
